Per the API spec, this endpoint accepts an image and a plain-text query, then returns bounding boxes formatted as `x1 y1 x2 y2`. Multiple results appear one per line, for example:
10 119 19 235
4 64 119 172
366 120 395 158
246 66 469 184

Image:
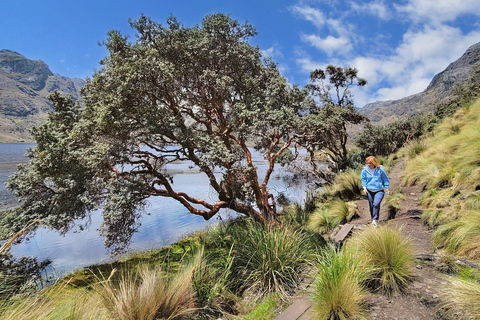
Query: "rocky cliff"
0 50 84 142
362 42 480 124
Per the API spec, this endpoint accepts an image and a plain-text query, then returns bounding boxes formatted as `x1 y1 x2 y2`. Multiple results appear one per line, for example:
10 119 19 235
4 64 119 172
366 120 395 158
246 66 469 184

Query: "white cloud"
301 34 352 56
396 0 480 25
261 46 284 59
290 5 326 29
292 5 355 56
350 0 392 20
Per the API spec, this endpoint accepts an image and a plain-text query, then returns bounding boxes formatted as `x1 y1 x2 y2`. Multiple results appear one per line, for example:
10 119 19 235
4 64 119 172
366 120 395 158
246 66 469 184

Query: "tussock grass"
307 206 336 234
311 245 367 320
432 210 480 259
229 219 313 297
444 278 480 319
421 208 447 228
350 226 415 295
92 258 198 320
420 188 461 208
385 189 404 220
307 200 359 234
320 169 362 201
401 138 430 159
0 284 101 320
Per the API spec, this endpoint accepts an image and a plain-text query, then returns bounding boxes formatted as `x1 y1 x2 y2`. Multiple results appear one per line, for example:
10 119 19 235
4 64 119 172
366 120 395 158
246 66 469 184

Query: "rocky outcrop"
0 50 84 142
362 42 480 124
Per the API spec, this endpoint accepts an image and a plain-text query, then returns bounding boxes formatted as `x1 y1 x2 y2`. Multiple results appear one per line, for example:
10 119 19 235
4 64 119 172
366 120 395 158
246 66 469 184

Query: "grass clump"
385 189 404 220
307 200 359 235
432 210 480 260
93 260 197 320
228 219 314 297
350 225 415 295
443 278 480 319
320 169 362 201
311 245 367 320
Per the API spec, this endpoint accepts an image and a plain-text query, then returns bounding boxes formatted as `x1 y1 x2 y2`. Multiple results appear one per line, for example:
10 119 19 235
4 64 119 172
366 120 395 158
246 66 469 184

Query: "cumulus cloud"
396 0 480 25
301 34 352 56
292 0 480 105
292 5 355 56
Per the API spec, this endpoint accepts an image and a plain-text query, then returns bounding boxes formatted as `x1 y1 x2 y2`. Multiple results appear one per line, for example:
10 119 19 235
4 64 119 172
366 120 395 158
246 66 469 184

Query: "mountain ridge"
362 42 480 124
0 49 84 142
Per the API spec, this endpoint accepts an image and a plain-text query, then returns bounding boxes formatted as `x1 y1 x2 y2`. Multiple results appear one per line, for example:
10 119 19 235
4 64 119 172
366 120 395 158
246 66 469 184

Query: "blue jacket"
361 166 390 191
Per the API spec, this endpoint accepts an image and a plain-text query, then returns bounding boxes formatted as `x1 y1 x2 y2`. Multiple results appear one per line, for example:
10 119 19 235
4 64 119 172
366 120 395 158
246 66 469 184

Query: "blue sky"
1 0 480 107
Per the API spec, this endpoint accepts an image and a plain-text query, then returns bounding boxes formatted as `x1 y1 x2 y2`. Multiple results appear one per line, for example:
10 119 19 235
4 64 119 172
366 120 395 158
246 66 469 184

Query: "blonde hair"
366 156 380 168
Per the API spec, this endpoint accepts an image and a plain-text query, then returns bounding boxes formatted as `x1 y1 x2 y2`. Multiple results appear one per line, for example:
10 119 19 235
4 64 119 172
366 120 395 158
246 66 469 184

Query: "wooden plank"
274 297 311 320
332 223 354 244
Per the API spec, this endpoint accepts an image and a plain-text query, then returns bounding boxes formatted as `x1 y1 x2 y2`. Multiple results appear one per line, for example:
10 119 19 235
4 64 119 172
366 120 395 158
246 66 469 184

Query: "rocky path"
274 159 448 320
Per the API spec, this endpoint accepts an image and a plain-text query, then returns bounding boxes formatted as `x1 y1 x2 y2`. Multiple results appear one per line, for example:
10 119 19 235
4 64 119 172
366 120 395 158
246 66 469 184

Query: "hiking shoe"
372 220 378 227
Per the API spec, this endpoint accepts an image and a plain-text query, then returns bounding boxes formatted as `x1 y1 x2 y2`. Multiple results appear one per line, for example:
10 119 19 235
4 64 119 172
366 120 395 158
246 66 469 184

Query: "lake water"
1 143 311 279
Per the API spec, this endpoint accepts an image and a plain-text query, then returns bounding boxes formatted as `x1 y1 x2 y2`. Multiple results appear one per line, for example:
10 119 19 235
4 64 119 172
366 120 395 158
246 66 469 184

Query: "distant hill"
0 49 84 142
362 42 480 124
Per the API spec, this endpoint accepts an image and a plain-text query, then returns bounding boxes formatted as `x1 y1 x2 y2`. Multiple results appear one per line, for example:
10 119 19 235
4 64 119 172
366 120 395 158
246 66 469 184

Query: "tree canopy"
2 14 367 252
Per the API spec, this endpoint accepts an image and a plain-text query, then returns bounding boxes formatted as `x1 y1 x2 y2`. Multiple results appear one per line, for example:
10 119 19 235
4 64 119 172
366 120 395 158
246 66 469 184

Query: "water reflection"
2 144 311 279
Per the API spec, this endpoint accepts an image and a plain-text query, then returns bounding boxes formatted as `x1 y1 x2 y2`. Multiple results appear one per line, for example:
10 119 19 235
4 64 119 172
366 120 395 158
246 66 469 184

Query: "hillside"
0 50 84 142
362 42 480 124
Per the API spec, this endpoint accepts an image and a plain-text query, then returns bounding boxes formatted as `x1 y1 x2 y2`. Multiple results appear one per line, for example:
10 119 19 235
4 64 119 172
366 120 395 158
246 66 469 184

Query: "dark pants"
367 189 385 221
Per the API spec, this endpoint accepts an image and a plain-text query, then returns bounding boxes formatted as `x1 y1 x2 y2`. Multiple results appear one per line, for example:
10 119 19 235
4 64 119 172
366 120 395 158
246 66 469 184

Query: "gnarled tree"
3 14 322 252
299 65 369 183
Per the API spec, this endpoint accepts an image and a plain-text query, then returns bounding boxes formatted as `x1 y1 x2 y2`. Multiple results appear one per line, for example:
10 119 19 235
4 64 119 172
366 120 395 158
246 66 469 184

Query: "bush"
311 245 367 320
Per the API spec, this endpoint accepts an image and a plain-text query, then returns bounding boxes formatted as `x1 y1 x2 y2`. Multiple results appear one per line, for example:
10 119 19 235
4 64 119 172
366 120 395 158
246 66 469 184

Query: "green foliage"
350 226 415 295
241 293 280 320
299 65 369 182
311 245 367 320
355 114 431 157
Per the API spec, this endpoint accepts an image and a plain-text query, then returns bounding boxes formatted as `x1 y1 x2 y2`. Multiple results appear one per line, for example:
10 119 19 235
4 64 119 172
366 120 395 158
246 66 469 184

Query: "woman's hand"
363 188 368 196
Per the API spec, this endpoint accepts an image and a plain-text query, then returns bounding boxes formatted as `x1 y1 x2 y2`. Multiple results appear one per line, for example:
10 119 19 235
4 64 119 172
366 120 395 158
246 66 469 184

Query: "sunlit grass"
444 278 480 319
432 210 480 260
92 257 198 320
385 189 404 220
306 199 358 235
350 225 415 295
320 169 362 201
311 245 367 320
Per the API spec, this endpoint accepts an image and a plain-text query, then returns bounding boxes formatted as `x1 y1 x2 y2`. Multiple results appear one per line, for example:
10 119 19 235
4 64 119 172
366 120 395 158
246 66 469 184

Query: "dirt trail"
275 159 449 320
355 159 446 320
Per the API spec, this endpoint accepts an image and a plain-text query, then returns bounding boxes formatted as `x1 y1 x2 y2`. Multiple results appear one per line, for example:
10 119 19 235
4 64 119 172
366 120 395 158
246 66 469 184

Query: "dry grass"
443 278 480 319
92 260 198 320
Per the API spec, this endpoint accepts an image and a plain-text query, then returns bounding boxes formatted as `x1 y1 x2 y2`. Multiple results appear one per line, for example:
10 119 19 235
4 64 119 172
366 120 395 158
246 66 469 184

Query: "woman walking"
361 156 390 227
